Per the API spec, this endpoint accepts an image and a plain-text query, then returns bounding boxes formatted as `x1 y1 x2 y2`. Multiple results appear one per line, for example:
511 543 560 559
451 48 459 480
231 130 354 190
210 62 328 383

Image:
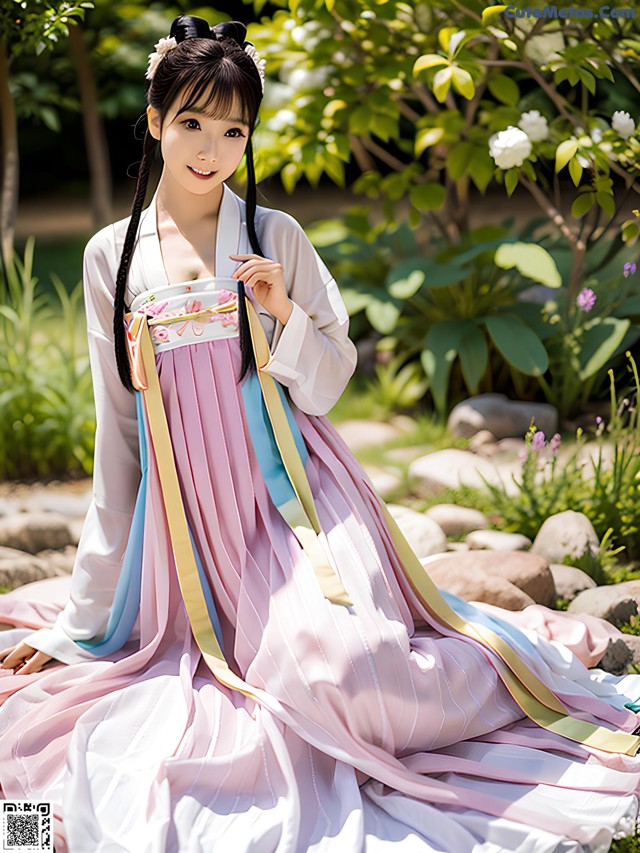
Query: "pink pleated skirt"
0 335 639 852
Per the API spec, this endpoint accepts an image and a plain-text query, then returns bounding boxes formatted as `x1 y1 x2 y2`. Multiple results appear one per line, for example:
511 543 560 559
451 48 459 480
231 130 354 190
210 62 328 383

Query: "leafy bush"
0 237 94 479
313 212 639 418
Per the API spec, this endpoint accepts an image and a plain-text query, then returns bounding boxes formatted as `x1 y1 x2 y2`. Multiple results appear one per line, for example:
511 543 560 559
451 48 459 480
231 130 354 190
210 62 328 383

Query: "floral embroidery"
151 325 170 342
221 310 239 328
137 287 239 347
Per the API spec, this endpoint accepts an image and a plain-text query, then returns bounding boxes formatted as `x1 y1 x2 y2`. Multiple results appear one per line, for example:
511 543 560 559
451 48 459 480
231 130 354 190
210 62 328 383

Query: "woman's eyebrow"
180 105 247 124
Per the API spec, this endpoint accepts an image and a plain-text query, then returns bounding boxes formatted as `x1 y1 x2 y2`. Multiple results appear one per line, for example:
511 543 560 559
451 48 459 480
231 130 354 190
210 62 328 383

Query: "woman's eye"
227 128 245 137
183 119 200 130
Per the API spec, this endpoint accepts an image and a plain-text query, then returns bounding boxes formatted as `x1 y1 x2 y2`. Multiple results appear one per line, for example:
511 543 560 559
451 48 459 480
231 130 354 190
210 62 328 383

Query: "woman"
0 15 639 852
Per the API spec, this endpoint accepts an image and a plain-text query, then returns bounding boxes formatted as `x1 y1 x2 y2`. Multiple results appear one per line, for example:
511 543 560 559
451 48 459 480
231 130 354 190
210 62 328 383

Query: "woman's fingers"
17 651 53 675
0 641 51 674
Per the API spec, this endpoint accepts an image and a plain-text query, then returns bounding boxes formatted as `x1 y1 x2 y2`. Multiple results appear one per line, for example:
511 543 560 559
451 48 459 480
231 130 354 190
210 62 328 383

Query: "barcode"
1 802 52 852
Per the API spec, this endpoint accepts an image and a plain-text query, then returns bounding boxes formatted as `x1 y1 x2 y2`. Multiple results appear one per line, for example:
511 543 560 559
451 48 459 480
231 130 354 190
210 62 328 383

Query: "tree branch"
360 135 407 172
519 175 579 246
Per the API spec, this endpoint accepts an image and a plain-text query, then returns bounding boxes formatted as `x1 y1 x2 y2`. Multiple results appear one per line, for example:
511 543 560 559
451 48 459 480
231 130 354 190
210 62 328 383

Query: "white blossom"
268 108 297 132
611 110 636 140
518 110 549 142
489 126 533 169
590 126 603 144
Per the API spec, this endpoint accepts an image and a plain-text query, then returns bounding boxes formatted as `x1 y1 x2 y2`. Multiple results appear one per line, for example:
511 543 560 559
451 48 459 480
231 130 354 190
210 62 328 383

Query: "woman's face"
147 90 250 196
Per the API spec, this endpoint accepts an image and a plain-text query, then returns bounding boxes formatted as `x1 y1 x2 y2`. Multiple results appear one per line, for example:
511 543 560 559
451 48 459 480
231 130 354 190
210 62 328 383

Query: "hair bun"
211 21 248 47
170 15 214 43
169 16 248 48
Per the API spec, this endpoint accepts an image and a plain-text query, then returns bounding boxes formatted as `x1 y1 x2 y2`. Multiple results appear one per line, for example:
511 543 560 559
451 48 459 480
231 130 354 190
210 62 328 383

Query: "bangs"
174 69 252 126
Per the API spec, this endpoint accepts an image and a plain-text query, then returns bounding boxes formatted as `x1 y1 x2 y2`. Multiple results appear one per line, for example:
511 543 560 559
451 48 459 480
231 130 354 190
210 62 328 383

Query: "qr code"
1 802 52 852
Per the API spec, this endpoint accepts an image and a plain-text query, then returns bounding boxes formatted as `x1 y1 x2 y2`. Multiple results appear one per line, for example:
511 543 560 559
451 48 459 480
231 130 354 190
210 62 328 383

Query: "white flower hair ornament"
146 37 178 81
145 34 266 92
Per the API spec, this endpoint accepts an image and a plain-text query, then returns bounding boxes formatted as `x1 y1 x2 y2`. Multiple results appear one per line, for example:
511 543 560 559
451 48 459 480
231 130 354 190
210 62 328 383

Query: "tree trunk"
0 38 18 266
68 23 112 230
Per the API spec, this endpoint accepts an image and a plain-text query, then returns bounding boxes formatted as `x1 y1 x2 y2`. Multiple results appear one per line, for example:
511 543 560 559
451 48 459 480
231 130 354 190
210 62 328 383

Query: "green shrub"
481 353 640 561
0 237 94 479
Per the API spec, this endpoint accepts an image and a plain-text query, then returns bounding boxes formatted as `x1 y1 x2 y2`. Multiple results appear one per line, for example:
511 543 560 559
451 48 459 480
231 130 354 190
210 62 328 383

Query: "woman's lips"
188 166 217 179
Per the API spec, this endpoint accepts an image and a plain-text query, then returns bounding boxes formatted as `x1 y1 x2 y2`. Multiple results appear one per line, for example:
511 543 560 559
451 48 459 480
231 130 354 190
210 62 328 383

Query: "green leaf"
387 258 468 293
494 242 562 288
482 5 508 23
596 191 615 216
341 289 370 315
555 139 579 173
485 316 549 376
615 296 640 316
577 68 596 95
433 67 454 103
568 156 583 187
505 168 518 197
413 54 449 74
578 318 631 380
409 183 446 211
451 67 475 100
415 127 444 157
571 193 595 218
365 298 402 334
348 107 371 135
622 221 639 243
280 163 299 194
458 326 488 393
447 141 474 180
487 74 520 106
422 320 473 414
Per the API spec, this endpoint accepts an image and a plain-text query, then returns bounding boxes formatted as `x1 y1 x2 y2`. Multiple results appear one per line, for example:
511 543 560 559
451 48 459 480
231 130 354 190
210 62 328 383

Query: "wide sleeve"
256 211 358 416
21 228 141 665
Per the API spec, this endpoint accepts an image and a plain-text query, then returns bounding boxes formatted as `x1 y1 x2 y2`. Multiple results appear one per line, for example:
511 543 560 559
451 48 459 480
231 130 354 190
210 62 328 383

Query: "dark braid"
237 133 262 382
114 15 266 392
113 130 156 393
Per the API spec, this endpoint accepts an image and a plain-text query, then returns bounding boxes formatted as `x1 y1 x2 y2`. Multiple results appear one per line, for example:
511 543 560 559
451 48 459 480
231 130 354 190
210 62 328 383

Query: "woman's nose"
197 141 218 162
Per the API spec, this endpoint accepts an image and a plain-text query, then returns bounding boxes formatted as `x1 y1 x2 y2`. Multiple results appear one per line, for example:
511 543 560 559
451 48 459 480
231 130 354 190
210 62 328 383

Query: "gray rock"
0 512 75 554
448 394 558 440
408 449 520 496
445 541 470 553
568 587 637 625
0 554 63 591
599 638 633 676
466 530 532 552
549 564 597 601
531 511 599 564
423 550 555 608
424 505 489 539
468 430 497 453
387 505 447 558
617 634 640 668
24 490 92 518
35 546 77 575
361 465 403 500
335 420 405 452
423 555 535 611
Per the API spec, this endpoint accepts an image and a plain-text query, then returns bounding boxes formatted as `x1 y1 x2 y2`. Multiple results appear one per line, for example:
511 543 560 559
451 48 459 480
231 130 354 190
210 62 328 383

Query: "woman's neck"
155 172 223 229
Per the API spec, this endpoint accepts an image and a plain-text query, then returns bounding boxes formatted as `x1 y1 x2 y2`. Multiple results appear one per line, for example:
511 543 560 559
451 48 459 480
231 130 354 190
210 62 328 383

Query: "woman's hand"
229 254 293 325
0 641 54 675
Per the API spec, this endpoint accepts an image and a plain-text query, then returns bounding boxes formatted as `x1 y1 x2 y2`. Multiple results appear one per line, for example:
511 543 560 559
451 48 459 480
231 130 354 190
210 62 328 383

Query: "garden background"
2 3 640 828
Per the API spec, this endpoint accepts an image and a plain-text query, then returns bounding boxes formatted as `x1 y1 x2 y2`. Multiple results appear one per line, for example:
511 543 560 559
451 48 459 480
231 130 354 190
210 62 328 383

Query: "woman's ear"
147 105 161 140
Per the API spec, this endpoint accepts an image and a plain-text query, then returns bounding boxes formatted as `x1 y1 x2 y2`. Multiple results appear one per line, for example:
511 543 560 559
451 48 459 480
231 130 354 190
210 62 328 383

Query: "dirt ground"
15 179 558 239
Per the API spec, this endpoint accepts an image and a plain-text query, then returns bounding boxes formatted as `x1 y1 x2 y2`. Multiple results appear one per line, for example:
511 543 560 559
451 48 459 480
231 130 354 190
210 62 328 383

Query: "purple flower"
531 431 546 451
576 287 596 312
550 433 561 455
596 415 603 425
624 261 637 278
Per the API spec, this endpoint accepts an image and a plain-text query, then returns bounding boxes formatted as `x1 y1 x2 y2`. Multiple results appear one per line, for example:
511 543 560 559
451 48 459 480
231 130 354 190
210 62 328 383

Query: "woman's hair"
113 15 265 392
